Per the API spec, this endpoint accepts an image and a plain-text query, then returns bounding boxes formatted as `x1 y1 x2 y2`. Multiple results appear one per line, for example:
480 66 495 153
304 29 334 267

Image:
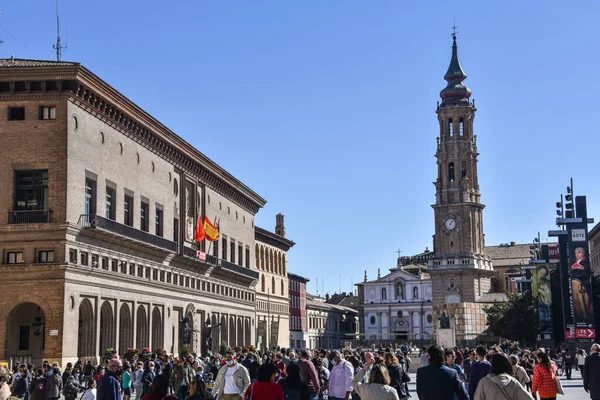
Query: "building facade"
254 214 295 350
288 272 309 349
589 222 600 277
0 58 265 367
306 294 359 350
357 260 433 343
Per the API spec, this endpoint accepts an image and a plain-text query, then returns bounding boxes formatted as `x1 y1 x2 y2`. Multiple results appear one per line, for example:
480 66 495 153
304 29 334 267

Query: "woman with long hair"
474 353 533 400
509 355 530 390
244 363 284 400
351 359 399 400
532 352 558 400
383 353 410 400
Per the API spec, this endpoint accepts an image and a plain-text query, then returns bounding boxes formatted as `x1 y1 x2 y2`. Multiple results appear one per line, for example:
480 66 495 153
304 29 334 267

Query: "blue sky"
2 1 599 296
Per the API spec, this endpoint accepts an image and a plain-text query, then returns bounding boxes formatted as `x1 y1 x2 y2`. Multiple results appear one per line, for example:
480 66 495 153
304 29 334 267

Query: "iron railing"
78 214 177 252
8 210 51 224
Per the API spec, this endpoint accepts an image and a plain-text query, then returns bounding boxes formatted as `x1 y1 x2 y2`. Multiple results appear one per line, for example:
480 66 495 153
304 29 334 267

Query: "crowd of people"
0 342 598 400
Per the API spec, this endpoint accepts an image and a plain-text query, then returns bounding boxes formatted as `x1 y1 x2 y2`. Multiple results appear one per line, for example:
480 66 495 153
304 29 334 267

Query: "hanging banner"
567 196 596 340
535 263 553 335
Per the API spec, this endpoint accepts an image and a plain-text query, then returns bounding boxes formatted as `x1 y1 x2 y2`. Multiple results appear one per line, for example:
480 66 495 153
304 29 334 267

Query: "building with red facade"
288 272 309 349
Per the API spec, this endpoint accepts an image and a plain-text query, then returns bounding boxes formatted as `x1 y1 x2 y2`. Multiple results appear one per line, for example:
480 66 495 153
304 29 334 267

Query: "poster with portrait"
534 263 553 334
567 213 596 338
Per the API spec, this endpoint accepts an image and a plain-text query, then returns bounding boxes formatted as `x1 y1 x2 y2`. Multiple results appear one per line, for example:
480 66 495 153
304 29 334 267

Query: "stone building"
254 214 295 350
306 294 359 349
0 58 265 367
589 222 600 276
288 272 309 349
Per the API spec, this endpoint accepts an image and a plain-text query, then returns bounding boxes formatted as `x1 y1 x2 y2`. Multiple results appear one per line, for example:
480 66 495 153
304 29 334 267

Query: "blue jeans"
178 384 188 400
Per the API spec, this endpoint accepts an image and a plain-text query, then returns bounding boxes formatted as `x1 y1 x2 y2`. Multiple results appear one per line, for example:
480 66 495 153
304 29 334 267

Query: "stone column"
94 297 101 362
114 299 120 354
131 301 137 352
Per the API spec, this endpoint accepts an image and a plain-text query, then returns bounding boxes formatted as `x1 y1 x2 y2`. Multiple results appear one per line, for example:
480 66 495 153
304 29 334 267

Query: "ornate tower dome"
439 34 472 107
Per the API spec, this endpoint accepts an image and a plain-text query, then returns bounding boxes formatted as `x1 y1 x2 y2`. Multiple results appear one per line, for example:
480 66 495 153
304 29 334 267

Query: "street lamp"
32 307 44 336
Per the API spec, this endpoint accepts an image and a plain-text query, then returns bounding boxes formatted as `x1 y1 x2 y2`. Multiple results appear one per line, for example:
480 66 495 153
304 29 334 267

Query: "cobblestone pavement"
406 368 590 399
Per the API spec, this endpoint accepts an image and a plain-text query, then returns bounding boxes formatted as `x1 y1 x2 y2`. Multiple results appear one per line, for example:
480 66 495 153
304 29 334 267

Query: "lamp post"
32 307 44 337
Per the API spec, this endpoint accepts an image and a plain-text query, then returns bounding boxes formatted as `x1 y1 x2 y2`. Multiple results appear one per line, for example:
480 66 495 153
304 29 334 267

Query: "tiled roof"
485 244 531 267
0 58 80 68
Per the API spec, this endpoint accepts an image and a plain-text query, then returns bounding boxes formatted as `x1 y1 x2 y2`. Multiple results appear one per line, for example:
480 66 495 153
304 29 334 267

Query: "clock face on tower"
443 215 457 233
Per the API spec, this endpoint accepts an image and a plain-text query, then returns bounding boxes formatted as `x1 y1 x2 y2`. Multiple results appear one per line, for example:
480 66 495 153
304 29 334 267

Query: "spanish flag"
195 215 205 243
204 216 219 242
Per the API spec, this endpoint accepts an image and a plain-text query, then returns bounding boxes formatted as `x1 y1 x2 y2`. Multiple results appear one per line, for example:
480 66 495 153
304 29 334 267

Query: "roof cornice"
255 226 295 250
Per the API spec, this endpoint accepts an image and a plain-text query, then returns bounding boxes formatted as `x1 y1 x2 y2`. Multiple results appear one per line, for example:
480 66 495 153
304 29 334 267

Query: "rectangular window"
213 239 219 258
138 265 144 277
238 243 243 266
9 107 25 121
124 194 133 226
15 170 48 211
7 251 24 264
230 239 236 263
39 106 57 120
80 252 88 266
105 187 116 220
222 236 228 260
245 247 250 268
129 263 136 275
140 201 149 232
18 326 30 351
69 249 77 264
85 178 97 216
173 219 179 243
91 254 99 268
37 250 54 263
155 208 163 237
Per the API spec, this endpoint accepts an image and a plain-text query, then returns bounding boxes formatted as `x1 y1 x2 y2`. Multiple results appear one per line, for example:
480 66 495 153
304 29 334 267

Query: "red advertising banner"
576 328 596 339
565 330 576 340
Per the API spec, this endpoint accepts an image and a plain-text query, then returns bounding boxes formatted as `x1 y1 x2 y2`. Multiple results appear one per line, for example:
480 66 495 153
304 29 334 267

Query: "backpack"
283 387 302 400
35 377 47 392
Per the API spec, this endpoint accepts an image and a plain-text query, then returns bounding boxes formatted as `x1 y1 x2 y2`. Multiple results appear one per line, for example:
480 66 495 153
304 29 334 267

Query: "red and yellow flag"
195 215 205 243
204 216 219 242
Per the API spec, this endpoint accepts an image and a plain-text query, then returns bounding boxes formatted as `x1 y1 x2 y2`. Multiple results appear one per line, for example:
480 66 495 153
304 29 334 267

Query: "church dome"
440 35 472 106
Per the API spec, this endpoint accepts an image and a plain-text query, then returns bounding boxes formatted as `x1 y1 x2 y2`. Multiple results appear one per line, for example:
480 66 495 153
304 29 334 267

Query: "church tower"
429 33 494 346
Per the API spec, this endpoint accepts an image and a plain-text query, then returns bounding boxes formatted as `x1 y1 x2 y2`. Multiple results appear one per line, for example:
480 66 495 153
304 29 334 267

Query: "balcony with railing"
181 245 218 265
78 214 177 252
8 210 52 224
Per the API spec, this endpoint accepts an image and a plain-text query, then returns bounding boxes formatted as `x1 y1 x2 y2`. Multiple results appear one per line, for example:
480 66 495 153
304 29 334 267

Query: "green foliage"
483 291 539 346
179 345 191 359
219 342 230 357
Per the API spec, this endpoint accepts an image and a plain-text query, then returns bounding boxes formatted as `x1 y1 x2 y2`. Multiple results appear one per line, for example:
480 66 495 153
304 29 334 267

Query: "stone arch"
237 317 243 347
151 307 163 349
260 246 265 269
118 303 133 355
255 244 259 269
282 254 287 275
220 315 228 346
269 249 274 273
136 305 149 349
78 298 96 360
278 253 283 275
99 301 115 353
229 316 236 347
5 302 47 367
244 318 251 347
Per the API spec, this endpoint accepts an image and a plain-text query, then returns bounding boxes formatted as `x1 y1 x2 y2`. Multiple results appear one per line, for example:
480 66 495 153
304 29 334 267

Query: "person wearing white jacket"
474 354 533 400
81 380 97 400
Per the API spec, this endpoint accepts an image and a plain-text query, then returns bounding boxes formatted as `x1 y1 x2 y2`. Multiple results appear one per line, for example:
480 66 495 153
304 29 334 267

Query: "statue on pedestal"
202 317 222 357
439 311 451 329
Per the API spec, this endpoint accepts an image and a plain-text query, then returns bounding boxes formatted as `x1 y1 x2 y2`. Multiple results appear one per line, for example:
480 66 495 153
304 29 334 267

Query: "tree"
483 291 539 346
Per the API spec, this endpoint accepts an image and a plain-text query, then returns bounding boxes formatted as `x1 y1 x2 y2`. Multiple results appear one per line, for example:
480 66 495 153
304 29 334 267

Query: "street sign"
576 328 596 339
49 329 59 336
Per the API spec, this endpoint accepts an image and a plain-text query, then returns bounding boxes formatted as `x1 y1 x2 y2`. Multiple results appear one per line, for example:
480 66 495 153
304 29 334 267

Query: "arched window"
381 288 387 300
396 282 403 299
255 244 259 269
260 247 265 269
261 275 265 292
413 286 419 299
448 163 455 182
272 277 275 294
449 118 453 137
281 280 284 295
459 118 464 136
270 249 274 273
282 254 287 274
462 161 467 178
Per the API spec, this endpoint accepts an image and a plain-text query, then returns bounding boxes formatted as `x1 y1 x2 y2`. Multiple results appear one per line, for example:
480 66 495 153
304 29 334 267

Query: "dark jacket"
279 379 310 400
97 371 121 400
45 374 63 399
416 364 468 400
468 360 491 398
28 377 46 400
584 352 600 398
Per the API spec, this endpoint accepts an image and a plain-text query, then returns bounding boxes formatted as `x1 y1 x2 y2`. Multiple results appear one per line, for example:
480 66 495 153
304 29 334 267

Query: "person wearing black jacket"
384 353 410 400
416 346 468 400
45 368 63 400
584 343 600 400
278 364 310 400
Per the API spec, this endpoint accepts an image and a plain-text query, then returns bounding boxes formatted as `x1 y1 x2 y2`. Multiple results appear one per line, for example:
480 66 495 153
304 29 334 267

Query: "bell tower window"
448 163 455 182
459 118 464 136
462 161 467 178
449 118 453 137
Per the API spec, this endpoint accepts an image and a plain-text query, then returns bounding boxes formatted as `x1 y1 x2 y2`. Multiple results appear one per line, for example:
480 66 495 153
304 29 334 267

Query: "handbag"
555 374 564 395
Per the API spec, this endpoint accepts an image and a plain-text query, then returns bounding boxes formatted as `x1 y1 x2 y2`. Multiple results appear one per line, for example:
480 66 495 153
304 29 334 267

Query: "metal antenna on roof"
53 0 67 61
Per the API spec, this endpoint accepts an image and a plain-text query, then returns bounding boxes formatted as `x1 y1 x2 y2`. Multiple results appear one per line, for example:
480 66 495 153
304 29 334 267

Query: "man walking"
328 350 353 400
584 343 600 400
212 351 250 400
298 350 320 400
416 345 468 400
468 346 491 399
97 359 122 400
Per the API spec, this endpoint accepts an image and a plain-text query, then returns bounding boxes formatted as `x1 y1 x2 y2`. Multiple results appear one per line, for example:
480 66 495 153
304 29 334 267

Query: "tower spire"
440 29 472 107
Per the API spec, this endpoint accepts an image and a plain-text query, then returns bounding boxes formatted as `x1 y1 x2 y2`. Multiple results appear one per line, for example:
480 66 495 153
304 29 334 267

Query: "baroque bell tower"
429 33 494 346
